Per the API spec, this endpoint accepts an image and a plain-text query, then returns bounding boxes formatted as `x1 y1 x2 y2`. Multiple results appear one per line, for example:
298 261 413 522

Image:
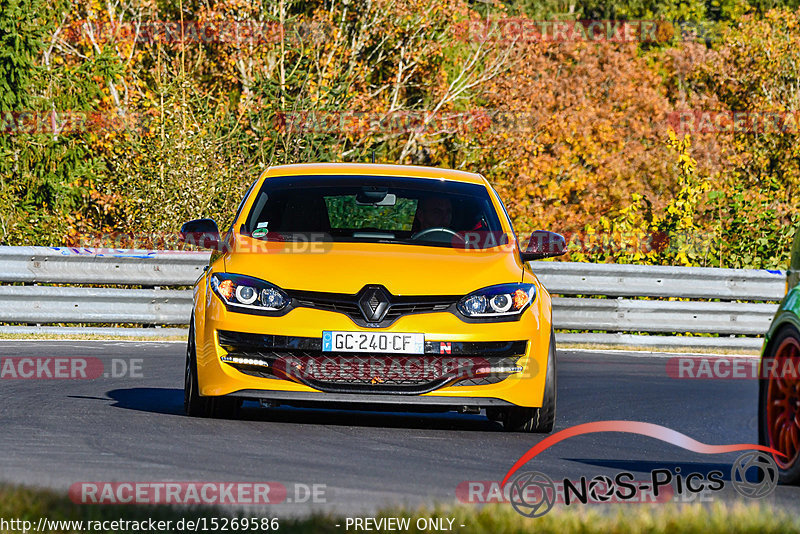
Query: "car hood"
223 237 523 295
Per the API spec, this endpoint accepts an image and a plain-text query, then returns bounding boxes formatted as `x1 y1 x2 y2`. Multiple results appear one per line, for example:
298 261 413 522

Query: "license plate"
322 331 425 354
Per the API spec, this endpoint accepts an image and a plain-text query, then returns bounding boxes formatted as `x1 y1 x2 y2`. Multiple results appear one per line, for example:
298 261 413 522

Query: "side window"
230 178 259 235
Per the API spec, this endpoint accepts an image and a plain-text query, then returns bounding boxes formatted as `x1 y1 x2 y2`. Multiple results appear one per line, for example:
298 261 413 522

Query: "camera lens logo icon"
508 471 557 518
731 451 778 499
586 475 615 502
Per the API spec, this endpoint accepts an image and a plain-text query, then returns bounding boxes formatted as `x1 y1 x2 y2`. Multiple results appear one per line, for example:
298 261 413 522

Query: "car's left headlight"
210 273 291 315
457 283 536 320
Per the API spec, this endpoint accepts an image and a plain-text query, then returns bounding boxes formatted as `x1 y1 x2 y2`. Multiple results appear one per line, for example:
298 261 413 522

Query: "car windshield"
242 175 507 248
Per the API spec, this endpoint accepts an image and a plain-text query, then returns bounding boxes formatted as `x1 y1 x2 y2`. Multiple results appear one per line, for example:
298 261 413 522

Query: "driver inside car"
411 195 493 247
412 196 453 232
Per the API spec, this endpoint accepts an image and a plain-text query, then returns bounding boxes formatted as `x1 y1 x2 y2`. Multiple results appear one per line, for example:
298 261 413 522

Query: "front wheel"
759 324 800 483
184 319 240 419
503 330 557 433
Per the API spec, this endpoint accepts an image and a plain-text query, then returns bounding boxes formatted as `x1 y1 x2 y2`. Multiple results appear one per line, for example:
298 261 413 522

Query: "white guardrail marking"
0 246 787 348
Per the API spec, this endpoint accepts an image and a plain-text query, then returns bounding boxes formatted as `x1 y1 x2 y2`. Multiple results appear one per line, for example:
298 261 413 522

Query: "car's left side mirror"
520 230 567 261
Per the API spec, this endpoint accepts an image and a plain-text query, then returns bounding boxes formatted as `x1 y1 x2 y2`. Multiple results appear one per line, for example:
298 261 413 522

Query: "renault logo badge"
357 286 391 322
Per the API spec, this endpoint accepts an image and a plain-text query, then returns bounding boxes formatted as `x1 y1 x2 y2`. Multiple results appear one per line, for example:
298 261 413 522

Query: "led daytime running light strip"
220 355 270 367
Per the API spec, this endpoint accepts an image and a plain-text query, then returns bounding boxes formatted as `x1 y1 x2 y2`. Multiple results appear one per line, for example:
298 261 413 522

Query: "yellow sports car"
180 163 565 432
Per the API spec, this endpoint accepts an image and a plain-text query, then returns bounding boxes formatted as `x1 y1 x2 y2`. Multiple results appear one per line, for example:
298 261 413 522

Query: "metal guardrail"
553 297 777 336
0 246 787 348
533 261 786 301
0 246 208 285
0 285 192 324
553 333 765 350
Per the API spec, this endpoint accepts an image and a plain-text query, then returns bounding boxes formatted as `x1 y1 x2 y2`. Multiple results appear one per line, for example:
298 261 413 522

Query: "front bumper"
195 294 552 408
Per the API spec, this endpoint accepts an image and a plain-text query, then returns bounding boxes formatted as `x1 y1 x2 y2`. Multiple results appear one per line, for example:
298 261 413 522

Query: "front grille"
382 301 454 323
292 297 360 316
218 330 527 395
287 286 458 327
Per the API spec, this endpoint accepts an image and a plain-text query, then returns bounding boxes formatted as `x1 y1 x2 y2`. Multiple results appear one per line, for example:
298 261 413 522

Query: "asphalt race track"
2 340 799 518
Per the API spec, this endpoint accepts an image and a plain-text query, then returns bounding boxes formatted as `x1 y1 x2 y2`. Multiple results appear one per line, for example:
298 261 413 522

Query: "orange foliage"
475 39 672 235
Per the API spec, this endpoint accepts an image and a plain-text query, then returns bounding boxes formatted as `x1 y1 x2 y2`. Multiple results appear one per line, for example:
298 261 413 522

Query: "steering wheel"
410 227 466 242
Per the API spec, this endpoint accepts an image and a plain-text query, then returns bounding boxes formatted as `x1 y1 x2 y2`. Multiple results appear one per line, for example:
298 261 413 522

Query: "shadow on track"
237 404 501 432
105 388 502 431
106 388 184 415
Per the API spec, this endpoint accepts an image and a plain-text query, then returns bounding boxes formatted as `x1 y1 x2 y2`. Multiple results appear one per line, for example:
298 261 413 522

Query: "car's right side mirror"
520 230 567 262
179 218 223 251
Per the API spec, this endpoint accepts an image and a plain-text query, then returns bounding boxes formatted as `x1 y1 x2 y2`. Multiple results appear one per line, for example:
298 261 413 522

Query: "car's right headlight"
210 273 291 315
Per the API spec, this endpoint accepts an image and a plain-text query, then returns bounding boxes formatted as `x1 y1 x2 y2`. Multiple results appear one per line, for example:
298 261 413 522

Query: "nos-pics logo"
501 421 782 518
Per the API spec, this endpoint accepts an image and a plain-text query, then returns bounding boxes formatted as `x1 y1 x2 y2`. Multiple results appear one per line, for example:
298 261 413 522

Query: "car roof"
261 163 487 185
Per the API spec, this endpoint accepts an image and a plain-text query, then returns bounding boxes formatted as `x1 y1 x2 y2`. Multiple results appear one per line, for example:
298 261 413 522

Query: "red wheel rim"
766 336 800 470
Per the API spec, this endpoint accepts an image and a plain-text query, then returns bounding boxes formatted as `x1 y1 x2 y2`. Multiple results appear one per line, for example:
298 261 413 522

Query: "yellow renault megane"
180 163 565 432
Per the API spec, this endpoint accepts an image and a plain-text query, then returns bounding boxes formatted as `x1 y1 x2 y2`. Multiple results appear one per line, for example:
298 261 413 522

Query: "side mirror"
179 219 222 251
520 230 567 261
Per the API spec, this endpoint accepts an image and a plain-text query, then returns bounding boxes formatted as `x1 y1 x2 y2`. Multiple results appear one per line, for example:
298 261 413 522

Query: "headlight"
457 283 536 319
210 273 290 313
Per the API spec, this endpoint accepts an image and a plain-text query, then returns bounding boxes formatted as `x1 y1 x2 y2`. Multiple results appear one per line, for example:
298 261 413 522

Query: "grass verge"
1 484 799 533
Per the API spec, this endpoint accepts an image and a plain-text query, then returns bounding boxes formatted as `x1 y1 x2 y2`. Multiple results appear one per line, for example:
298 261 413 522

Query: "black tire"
503 330 557 433
758 324 800 484
185 319 210 417
184 318 241 419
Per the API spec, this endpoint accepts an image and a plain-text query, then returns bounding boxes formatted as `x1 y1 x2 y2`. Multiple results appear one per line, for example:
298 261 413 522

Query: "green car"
759 228 800 483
